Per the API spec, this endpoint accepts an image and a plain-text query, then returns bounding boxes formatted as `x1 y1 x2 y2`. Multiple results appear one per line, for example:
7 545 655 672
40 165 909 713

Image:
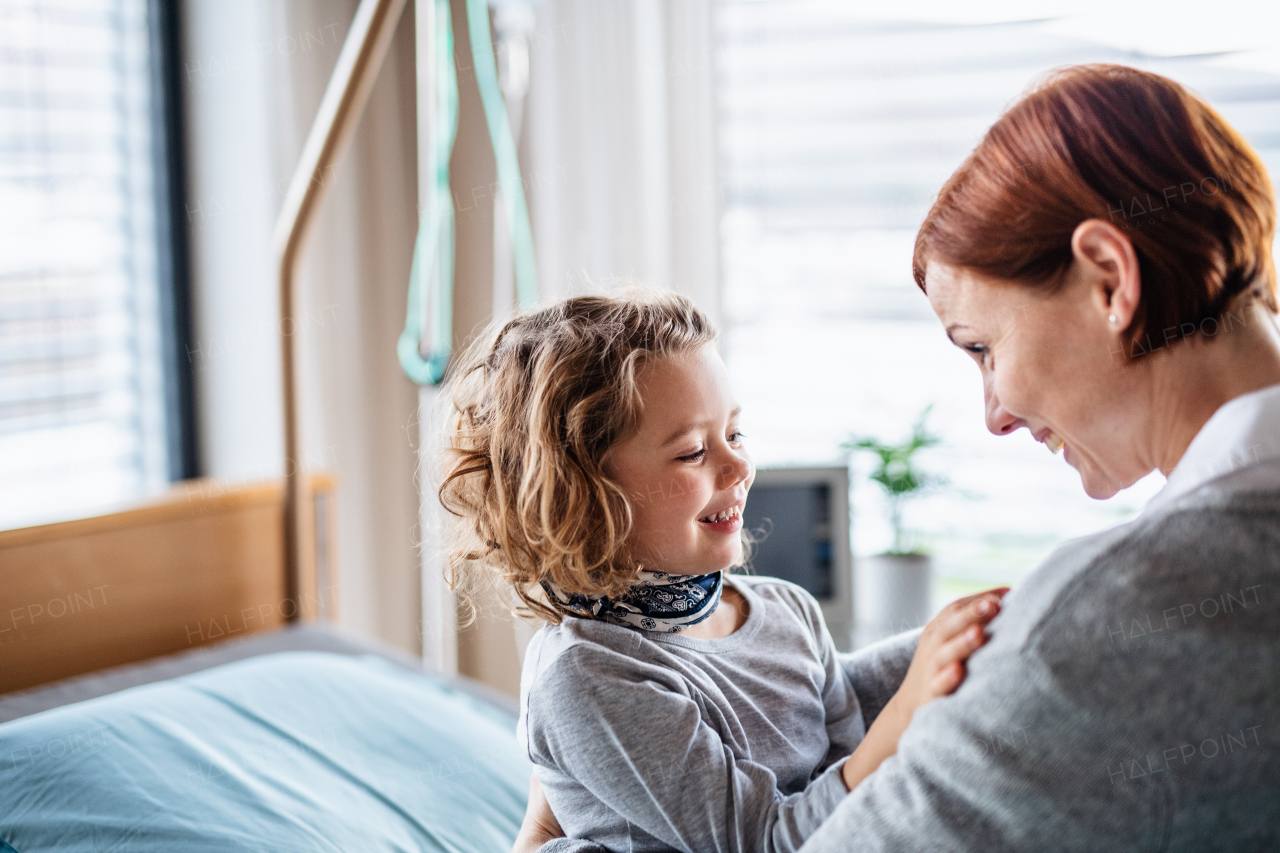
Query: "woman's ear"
1070 219 1141 330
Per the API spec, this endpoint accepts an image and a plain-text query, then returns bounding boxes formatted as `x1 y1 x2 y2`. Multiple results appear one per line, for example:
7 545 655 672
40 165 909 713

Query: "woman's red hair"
913 64 1277 356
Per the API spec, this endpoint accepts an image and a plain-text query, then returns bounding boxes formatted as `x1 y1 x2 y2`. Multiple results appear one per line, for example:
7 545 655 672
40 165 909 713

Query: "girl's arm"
838 589 1008 792
513 774 572 853
835 630 920 728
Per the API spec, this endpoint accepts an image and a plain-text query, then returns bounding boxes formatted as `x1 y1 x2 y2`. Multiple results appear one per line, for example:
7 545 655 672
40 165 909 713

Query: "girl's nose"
717 451 752 489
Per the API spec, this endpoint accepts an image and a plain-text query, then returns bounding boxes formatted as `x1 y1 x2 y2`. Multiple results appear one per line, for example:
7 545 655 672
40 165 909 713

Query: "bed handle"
271 0 409 620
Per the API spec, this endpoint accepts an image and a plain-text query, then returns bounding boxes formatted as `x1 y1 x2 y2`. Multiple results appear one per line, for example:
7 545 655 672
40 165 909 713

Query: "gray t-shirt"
518 575 866 853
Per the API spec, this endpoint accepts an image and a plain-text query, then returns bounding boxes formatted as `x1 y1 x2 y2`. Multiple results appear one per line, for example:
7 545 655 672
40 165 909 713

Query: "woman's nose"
984 381 1023 436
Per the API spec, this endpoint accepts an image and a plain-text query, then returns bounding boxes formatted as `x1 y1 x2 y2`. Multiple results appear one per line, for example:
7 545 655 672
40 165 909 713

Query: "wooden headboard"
0 474 334 695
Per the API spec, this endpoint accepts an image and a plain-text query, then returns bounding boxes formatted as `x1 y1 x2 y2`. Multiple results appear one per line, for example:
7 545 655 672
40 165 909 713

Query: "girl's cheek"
652 476 706 524
688 482 717 517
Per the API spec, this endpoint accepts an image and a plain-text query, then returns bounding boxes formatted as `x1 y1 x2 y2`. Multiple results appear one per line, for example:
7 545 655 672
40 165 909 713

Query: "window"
0 0 192 528
715 2 1280 604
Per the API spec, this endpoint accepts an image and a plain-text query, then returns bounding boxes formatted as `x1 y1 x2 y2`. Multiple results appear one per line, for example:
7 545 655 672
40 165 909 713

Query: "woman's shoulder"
1015 485 1280 656
1081 485 1278 590
965 488 1280 768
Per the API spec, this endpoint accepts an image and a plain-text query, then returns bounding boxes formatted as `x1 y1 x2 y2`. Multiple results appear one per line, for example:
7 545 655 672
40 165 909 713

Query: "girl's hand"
513 773 564 853
837 588 1010 793
886 587 1009 727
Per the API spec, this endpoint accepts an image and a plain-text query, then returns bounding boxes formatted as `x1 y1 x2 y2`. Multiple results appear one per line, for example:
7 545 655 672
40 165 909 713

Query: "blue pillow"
0 652 532 852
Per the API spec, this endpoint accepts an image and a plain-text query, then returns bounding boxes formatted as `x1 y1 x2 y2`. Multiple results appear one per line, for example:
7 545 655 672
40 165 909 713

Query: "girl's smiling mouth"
698 502 743 533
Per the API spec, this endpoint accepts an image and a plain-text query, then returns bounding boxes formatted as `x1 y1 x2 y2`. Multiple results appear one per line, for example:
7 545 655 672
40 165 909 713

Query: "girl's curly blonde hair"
436 288 719 624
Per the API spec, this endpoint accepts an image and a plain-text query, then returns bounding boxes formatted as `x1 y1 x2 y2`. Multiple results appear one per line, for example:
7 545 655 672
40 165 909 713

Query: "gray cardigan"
799 476 1280 852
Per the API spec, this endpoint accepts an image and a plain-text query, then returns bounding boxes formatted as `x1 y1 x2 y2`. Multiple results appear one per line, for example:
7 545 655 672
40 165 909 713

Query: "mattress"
0 623 517 723
0 636 532 852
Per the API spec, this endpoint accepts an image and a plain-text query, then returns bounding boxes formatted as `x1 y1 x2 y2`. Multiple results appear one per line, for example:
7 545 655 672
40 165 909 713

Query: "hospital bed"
0 1 528 849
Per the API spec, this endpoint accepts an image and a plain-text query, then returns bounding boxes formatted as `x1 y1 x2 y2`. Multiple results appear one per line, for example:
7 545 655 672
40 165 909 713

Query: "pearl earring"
1108 314 1118 325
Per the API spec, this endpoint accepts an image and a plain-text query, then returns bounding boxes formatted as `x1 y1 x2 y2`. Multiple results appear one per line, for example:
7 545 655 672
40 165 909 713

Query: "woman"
521 63 1280 852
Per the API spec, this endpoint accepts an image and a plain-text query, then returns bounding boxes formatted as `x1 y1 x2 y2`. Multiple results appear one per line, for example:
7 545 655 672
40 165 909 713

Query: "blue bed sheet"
0 652 532 852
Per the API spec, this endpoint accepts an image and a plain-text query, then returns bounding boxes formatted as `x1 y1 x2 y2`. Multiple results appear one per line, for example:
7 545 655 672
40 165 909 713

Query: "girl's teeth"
705 506 739 523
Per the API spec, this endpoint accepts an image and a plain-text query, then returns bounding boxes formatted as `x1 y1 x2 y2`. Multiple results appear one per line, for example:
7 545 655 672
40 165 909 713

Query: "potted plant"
841 405 945 647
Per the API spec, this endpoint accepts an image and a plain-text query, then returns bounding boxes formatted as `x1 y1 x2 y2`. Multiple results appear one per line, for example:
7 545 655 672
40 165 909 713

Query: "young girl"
438 289 1005 853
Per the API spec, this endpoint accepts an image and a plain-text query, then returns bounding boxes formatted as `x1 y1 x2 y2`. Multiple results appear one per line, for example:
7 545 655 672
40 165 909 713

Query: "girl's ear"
1071 218 1141 330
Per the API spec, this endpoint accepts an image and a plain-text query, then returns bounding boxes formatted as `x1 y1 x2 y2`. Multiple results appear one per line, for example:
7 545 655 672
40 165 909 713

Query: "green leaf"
842 404 946 547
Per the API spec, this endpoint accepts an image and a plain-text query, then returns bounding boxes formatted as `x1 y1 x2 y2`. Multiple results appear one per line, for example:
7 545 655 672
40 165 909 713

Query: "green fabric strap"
399 0 456 385
465 0 539 312
399 0 538 386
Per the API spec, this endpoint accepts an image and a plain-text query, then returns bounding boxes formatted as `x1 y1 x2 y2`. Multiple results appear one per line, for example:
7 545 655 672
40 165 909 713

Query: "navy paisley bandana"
541 570 724 633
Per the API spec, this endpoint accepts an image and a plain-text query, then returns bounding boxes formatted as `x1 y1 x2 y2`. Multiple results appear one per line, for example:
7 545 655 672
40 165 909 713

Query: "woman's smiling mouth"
1035 429 1065 455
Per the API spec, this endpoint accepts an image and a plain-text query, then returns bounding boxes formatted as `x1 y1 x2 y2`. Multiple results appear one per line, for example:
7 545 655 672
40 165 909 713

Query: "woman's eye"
678 448 706 462
964 344 989 364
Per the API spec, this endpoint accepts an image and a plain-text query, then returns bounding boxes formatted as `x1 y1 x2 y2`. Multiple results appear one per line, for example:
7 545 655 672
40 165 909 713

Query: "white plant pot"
855 553 933 648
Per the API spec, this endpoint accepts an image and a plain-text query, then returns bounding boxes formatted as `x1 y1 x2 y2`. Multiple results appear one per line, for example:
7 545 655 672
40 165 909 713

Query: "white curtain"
524 0 721 322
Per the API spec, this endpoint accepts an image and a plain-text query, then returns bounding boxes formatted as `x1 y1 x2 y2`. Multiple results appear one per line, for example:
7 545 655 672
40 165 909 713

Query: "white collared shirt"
1144 381 1280 515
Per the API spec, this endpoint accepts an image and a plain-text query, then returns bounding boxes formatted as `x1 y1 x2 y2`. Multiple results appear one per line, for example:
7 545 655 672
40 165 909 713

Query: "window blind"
717 2 1280 324
0 0 168 527
714 1 1280 592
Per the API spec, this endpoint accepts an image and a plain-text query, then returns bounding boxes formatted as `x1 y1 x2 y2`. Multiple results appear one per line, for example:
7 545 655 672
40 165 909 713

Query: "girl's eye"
678 448 706 462
728 431 745 444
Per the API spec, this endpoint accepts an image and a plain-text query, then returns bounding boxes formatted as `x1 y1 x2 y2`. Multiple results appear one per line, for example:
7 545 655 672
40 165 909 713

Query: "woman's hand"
513 773 564 853
888 587 1009 726
839 587 1008 792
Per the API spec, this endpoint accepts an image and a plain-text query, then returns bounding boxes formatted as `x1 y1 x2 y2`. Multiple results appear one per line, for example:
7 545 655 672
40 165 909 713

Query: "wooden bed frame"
0 0 407 697
0 475 335 695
